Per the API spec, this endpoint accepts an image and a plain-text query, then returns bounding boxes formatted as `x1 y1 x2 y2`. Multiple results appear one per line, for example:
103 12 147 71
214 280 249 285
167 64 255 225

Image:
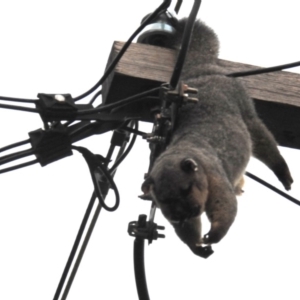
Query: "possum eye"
179 183 193 197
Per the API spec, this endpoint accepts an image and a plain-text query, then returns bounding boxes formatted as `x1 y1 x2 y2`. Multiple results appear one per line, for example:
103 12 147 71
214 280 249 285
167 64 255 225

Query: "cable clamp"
36 93 93 122
29 124 73 166
128 214 165 244
160 82 198 106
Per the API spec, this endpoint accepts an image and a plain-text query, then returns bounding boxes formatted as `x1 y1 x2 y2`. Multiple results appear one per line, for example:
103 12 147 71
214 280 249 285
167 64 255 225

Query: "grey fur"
141 19 293 257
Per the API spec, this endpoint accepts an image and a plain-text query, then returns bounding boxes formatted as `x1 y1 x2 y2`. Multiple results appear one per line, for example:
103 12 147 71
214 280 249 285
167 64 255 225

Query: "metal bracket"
128 214 165 245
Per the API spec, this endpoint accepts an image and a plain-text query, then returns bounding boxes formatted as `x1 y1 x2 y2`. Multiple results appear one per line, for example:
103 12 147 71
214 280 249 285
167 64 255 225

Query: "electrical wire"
0 96 37 103
0 139 30 153
53 192 97 300
109 121 139 173
0 159 38 174
227 61 300 78
73 0 171 102
0 149 34 166
169 0 202 89
0 103 39 113
75 87 161 116
245 171 300 206
61 200 102 300
72 145 120 212
89 89 102 105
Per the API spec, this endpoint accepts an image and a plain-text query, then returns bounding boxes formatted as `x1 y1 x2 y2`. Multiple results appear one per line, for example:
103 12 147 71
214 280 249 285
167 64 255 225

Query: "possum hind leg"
246 117 293 190
203 172 237 245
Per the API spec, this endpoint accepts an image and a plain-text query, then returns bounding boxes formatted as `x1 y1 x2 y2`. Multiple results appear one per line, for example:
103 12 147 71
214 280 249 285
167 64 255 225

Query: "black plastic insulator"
29 125 73 166
36 93 93 121
36 94 77 121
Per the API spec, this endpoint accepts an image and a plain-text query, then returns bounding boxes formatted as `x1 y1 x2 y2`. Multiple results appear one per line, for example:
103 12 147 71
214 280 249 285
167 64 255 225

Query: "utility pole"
103 41 300 149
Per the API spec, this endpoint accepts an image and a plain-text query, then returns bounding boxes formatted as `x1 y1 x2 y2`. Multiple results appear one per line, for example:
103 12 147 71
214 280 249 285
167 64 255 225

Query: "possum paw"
191 244 214 258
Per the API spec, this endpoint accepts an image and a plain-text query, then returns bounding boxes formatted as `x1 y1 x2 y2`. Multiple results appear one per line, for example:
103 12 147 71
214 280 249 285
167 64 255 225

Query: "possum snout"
167 203 201 224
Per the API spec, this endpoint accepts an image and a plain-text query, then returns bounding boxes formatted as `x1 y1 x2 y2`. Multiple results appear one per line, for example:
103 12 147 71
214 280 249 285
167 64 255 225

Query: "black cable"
227 61 300 78
73 0 171 102
109 121 139 173
89 90 102 105
53 192 97 300
122 125 146 137
61 201 102 300
245 171 300 206
0 149 34 166
76 87 161 116
169 0 202 89
0 159 38 174
72 146 120 212
0 96 37 102
95 159 120 211
0 103 39 113
0 139 30 153
134 238 150 300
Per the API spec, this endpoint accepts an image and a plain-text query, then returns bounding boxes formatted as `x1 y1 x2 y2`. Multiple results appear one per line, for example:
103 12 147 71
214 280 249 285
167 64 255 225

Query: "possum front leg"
246 117 293 190
172 217 213 258
203 173 238 244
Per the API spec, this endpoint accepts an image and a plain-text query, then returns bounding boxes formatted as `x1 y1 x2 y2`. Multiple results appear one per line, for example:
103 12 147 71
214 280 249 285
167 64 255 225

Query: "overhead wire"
245 172 300 206
227 61 300 77
73 0 172 102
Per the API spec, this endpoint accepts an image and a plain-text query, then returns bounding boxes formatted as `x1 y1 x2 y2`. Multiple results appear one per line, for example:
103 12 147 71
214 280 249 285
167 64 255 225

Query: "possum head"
142 156 208 224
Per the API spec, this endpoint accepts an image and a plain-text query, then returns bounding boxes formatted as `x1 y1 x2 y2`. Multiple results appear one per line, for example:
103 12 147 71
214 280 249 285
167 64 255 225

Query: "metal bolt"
183 84 198 94
184 97 199 104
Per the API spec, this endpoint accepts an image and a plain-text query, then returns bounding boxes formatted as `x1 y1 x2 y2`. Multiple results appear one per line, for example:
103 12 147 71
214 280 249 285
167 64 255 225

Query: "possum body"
142 19 293 258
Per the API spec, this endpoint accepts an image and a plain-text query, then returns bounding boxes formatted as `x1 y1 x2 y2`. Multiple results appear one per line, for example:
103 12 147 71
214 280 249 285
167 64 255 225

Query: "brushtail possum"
141 18 293 258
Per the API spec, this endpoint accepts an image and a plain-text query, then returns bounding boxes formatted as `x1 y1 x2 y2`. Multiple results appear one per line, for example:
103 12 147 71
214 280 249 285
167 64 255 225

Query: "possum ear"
141 177 154 194
140 177 154 200
181 158 198 172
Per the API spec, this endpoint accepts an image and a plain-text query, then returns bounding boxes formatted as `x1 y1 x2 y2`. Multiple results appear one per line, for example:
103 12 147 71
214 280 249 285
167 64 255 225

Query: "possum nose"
190 205 201 217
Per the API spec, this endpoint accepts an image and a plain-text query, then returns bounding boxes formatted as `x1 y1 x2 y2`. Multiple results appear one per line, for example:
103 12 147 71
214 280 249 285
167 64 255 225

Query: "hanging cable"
72 146 120 212
245 171 300 206
89 89 102 105
73 0 171 102
169 0 202 89
227 61 300 78
53 192 97 300
0 139 30 153
0 103 39 113
0 159 38 174
109 121 139 173
75 87 161 116
0 96 37 103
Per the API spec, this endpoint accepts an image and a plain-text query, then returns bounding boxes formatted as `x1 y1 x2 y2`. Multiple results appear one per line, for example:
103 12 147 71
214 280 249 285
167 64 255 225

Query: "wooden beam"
102 41 300 149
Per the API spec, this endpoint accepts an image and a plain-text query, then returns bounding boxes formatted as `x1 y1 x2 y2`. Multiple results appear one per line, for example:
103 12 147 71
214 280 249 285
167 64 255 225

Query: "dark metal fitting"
146 136 166 143
183 84 198 94
128 215 165 243
184 97 199 104
155 113 162 120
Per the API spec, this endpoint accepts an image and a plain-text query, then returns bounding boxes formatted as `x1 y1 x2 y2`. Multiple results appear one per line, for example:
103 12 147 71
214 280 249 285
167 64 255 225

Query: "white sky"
0 1 300 299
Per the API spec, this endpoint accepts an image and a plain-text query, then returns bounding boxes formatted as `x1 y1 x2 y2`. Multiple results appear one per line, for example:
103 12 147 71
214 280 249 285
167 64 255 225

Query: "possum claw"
191 244 214 258
138 193 153 200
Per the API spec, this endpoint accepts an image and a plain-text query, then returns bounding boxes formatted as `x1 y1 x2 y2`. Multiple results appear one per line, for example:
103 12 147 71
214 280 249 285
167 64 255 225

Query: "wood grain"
102 41 300 149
